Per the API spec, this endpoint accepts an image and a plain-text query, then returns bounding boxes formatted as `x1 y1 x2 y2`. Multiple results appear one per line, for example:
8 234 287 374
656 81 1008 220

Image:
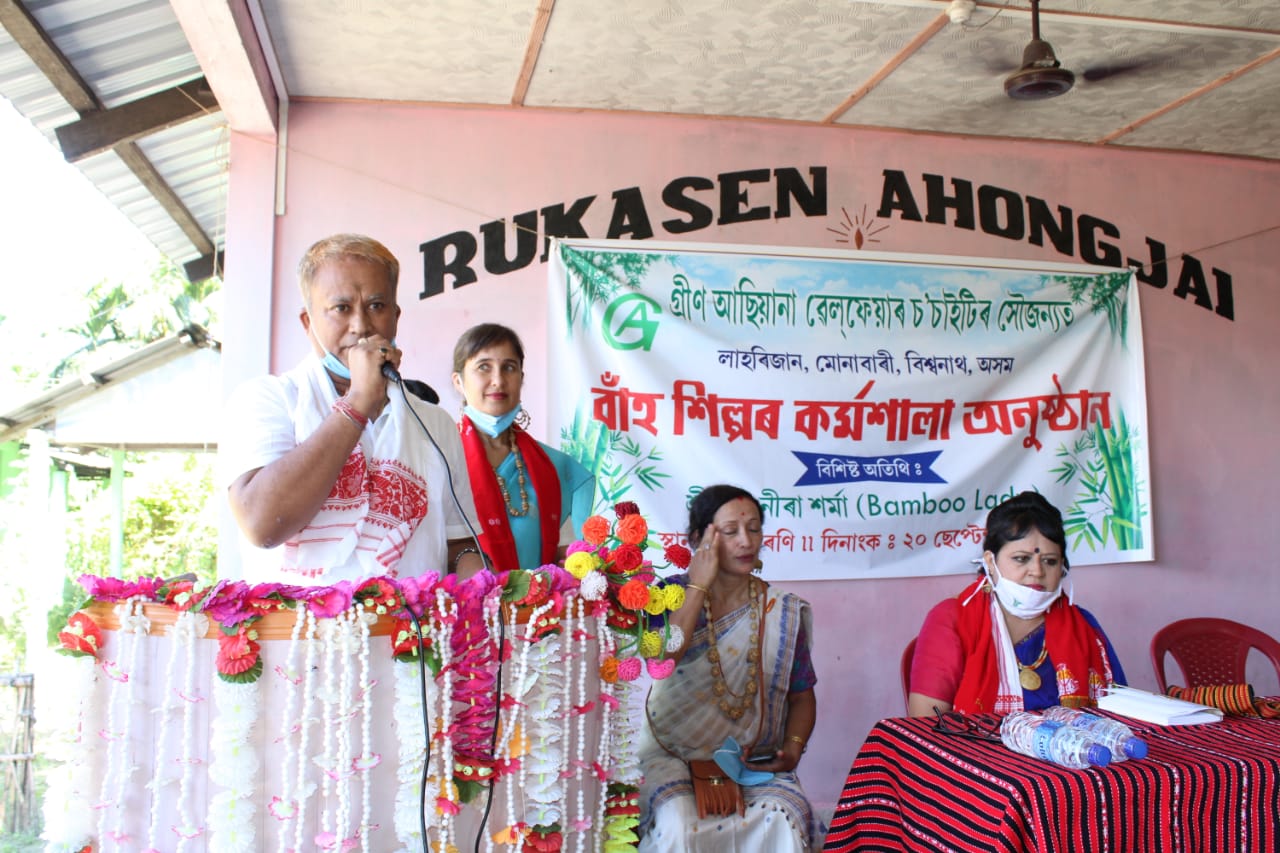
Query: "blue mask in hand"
316 336 397 383
713 736 774 786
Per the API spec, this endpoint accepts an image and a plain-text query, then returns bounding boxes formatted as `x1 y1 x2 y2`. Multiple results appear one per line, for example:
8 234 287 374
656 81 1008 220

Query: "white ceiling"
257 0 1280 161
1 0 1277 278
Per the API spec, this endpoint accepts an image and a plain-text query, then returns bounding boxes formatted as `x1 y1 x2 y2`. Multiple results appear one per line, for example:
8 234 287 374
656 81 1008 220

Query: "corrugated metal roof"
0 323 220 447
0 0 228 267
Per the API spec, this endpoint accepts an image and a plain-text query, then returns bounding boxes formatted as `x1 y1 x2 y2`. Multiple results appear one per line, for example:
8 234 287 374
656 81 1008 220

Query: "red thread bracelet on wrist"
332 397 369 428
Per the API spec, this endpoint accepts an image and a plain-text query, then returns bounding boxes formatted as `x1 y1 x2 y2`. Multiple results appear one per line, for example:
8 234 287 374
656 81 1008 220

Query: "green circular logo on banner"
602 293 661 351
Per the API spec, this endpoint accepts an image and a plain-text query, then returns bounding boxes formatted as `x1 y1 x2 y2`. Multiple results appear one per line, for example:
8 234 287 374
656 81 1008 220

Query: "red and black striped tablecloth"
823 713 1280 852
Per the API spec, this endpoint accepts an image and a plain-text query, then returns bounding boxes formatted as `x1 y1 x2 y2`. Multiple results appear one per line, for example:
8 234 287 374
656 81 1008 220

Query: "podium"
43 574 645 853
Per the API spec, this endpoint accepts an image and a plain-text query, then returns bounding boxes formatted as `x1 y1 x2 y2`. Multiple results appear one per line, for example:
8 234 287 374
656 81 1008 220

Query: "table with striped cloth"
823 712 1280 852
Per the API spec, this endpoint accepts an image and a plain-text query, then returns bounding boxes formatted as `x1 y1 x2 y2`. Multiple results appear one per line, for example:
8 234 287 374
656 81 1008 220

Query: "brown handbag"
687 758 745 818
648 579 771 821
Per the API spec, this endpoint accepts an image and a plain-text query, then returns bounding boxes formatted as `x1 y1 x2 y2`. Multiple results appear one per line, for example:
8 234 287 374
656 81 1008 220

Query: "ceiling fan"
1004 0 1075 100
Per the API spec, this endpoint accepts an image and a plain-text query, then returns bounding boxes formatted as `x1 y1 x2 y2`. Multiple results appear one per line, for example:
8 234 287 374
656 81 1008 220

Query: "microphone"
382 362 401 383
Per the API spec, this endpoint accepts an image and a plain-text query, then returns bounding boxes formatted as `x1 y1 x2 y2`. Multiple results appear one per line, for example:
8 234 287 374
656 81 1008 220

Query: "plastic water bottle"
1041 705 1149 761
1000 711 1112 769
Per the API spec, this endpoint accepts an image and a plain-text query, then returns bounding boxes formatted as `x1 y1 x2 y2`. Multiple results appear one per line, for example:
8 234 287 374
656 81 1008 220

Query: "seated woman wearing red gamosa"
908 491 1126 716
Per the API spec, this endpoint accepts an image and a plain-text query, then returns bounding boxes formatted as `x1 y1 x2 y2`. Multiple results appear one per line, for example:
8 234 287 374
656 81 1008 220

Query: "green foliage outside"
1 260 221 669
0 259 220 839
44 452 220 649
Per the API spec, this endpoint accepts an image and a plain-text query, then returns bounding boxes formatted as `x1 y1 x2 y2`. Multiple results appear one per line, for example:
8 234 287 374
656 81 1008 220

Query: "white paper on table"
1096 685 1225 725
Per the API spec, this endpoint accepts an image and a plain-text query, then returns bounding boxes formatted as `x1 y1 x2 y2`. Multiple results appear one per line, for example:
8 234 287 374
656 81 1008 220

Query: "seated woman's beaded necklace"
702 577 762 720
495 443 530 517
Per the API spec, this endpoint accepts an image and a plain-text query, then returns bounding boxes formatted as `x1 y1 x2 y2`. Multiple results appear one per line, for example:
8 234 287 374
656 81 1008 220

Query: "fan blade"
1081 56 1160 83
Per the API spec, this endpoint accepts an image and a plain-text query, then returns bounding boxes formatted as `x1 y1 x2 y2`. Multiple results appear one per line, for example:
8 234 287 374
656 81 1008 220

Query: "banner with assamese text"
548 239 1152 580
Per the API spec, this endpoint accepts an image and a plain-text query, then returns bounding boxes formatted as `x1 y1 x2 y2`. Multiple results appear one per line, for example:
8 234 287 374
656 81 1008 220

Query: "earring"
515 408 531 430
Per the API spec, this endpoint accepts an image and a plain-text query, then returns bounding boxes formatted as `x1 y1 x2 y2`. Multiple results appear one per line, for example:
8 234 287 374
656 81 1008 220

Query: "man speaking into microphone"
220 233 485 584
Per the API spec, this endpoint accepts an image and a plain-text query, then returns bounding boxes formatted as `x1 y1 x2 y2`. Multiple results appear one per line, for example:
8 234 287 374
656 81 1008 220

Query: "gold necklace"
702 578 761 721
1018 641 1049 690
495 445 530 517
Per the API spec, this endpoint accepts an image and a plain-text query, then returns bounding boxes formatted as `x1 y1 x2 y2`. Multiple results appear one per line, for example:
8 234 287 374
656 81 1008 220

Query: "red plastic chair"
1150 618 1280 694
901 637 917 713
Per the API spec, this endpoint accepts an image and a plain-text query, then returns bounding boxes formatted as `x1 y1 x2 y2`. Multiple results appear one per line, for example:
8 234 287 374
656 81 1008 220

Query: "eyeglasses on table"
931 707 1003 743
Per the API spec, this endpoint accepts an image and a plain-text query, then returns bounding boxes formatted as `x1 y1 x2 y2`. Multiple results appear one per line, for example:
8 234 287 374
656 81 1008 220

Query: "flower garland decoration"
567 502 690 690
445 572 505 804
207 677 260 853
172 608 209 849
57 611 105 659
94 597 149 849
41 638 100 852
522 630 567 833
58 534 688 853
565 500 693 852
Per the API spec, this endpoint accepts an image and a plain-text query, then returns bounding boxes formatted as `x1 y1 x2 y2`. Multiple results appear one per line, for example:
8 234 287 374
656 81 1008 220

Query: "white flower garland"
291 608 323 853
355 606 377 852
313 608 347 848
500 599 543 839
522 630 566 828
594 612 617 840
430 589 457 852
271 604 310 852
171 610 208 850
208 678 260 853
392 612 430 849
569 595 590 852
95 597 148 849
607 612 643 787
40 655 98 852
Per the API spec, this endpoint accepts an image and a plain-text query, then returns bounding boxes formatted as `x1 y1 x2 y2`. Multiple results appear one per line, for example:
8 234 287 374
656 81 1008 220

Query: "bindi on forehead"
718 497 759 518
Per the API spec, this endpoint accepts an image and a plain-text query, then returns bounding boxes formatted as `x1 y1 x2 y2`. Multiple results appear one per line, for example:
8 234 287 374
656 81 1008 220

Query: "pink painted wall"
222 102 1280 814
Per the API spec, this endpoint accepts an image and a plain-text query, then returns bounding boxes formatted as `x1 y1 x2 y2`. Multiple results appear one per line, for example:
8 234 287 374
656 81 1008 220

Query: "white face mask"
984 557 1063 619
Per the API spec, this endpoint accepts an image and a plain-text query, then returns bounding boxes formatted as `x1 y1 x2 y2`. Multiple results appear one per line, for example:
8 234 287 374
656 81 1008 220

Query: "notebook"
1096 685 1224 725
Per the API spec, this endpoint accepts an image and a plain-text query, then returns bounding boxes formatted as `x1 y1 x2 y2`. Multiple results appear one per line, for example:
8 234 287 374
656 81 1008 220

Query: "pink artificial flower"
215 630 260 676
565 540 593 557
305 581 353 618
199 580 254 626
244 583 289 615
646 658 676 680
395 571 440 617
268 796 297 820
57 611 104 658
616 657 643 682
77 575 132 602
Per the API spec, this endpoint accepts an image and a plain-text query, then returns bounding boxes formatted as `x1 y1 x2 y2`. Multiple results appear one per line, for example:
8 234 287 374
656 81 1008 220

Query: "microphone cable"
388 376 508 853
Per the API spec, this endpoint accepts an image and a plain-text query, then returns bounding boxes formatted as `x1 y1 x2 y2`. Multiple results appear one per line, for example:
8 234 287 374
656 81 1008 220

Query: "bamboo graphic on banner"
559 245 666 334
1051 408 1146 551
560 408 670 515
